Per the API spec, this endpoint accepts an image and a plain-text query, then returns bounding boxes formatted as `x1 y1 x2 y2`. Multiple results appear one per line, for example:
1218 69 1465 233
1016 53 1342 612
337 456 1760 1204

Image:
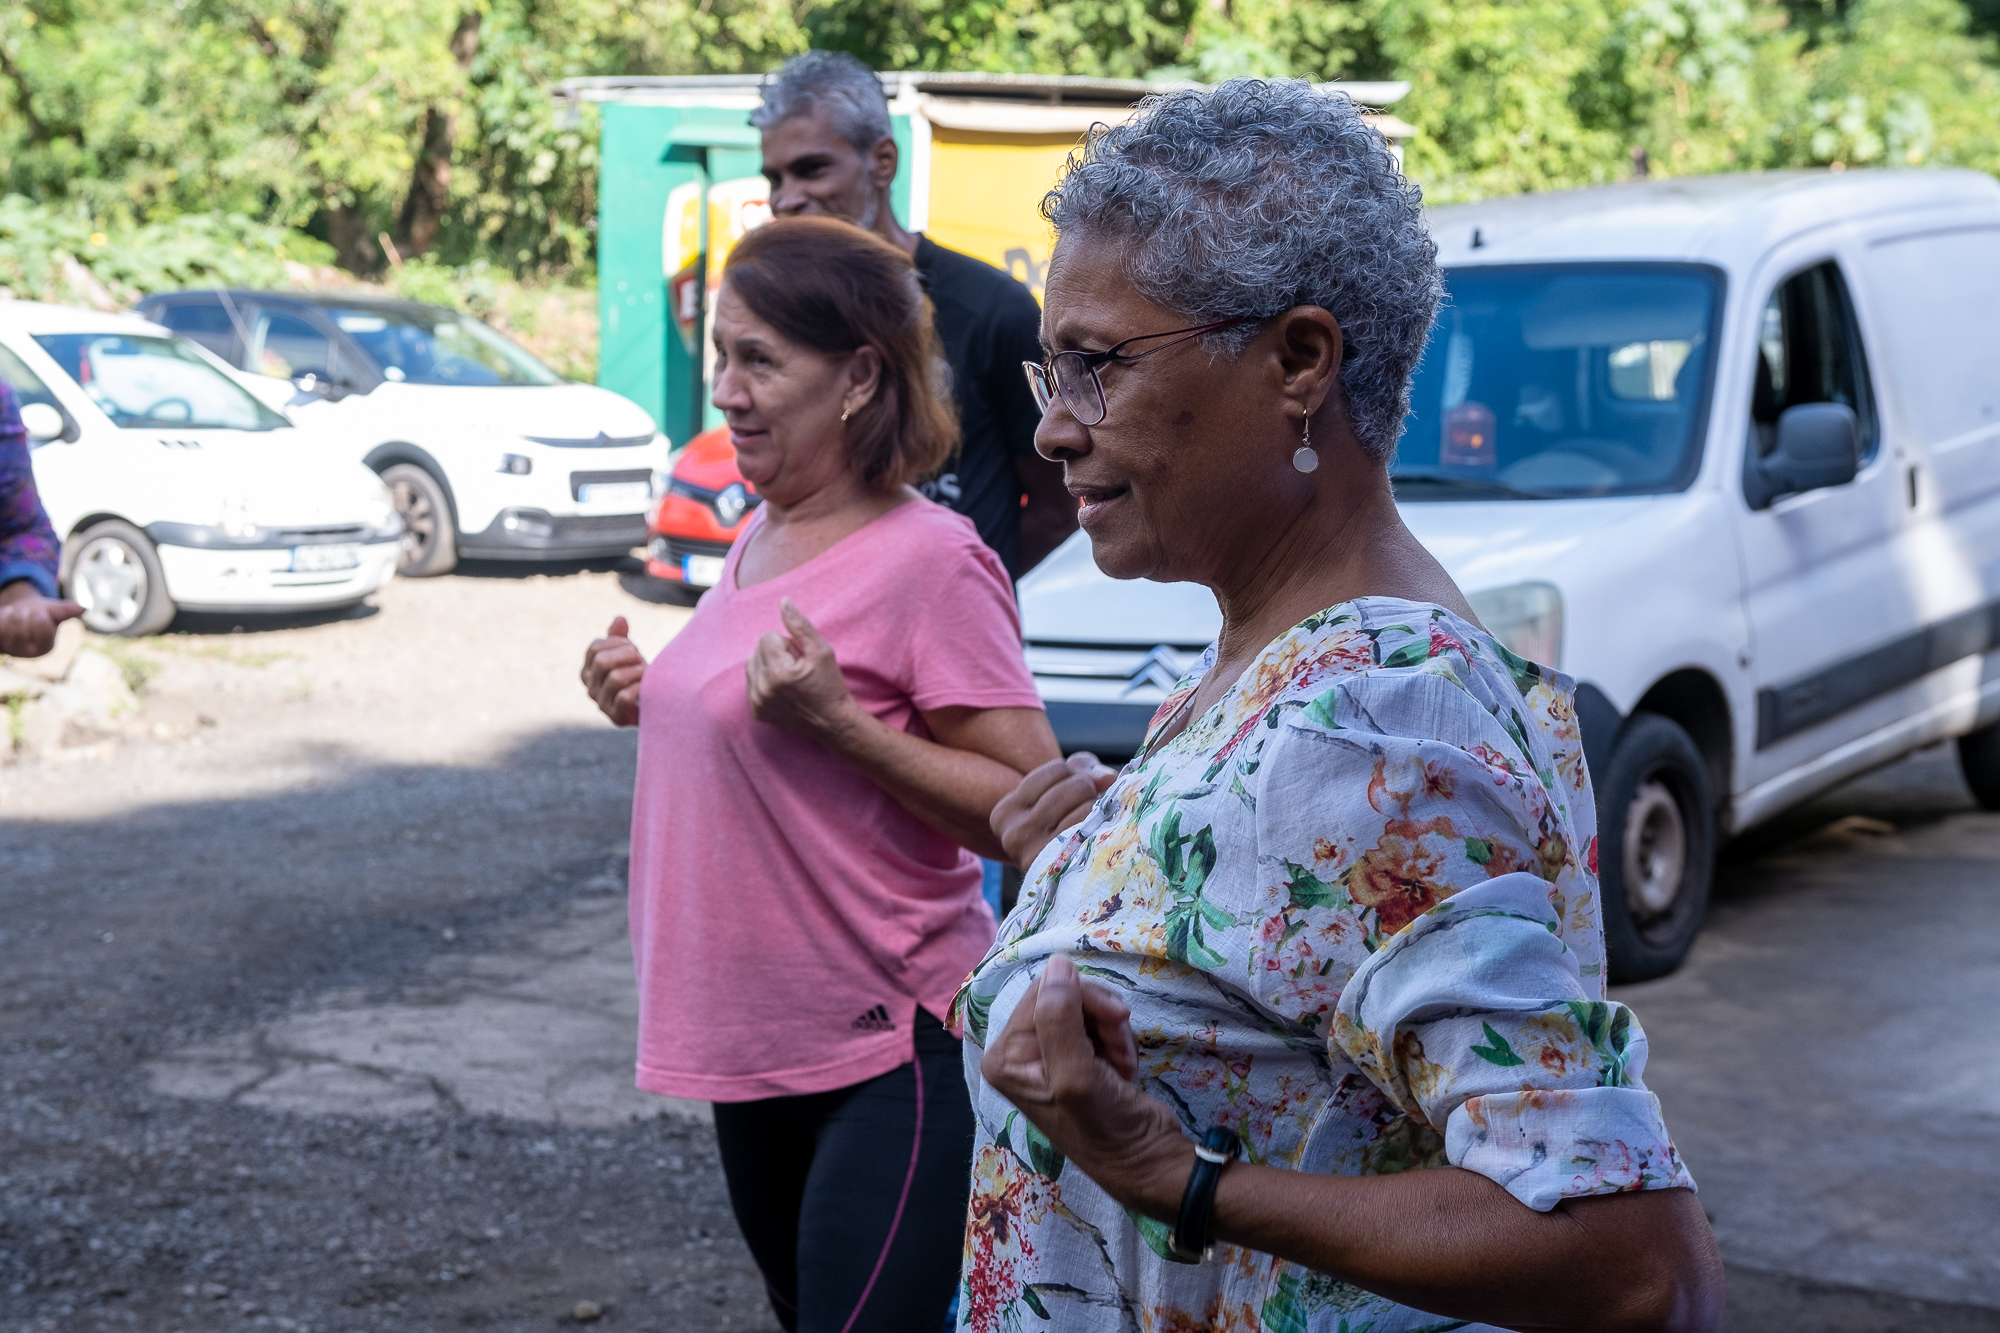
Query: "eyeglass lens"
1052 353 1107 426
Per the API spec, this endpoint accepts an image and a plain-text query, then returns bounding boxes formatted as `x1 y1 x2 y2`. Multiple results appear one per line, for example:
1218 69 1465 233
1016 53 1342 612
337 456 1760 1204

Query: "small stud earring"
1292 413 1318 473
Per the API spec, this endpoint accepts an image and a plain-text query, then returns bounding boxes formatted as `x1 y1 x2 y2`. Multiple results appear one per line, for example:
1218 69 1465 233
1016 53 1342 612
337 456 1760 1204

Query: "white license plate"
681 554 725 587
578 481 651 506
291 543 361 573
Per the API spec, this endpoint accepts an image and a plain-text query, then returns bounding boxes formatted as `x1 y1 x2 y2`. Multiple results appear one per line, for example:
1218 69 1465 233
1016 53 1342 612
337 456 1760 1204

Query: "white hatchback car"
0 302 400 636
133 291 667 576
1022 169 2000 981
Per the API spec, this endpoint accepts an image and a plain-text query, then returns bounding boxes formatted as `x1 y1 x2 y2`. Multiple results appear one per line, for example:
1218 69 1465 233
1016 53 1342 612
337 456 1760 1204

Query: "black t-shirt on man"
913 235 1046 577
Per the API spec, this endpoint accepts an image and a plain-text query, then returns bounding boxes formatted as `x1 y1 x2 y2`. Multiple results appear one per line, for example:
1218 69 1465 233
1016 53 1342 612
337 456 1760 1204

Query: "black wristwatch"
1166 1126 1241 1263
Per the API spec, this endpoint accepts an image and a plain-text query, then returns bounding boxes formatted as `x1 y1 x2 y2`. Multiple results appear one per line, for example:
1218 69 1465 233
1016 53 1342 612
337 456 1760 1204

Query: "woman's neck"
1190 467 1474 713
735 475 912 589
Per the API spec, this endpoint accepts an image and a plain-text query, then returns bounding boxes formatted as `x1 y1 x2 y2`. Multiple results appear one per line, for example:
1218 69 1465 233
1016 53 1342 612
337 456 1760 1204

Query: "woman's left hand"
747 598 861 745
981 953 1190 1217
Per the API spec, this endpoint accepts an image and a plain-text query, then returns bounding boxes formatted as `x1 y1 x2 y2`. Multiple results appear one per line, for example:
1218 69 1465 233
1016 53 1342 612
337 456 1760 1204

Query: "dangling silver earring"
1292 413 1318 473
840 408 851 424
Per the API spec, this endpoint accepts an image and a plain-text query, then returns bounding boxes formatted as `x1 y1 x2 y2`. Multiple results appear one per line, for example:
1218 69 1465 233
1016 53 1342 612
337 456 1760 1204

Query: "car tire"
65 520 176 637
380 464 457 577
1598 712 1716 983
1956 718 2000 810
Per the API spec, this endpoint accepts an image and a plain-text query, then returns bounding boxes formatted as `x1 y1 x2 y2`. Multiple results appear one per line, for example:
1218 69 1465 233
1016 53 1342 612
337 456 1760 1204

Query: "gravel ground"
1 561 779 1333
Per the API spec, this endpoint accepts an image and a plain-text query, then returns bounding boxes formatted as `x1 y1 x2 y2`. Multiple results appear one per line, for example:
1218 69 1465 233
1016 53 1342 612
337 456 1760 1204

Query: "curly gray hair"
1043 79 1441 458
750 51 893 152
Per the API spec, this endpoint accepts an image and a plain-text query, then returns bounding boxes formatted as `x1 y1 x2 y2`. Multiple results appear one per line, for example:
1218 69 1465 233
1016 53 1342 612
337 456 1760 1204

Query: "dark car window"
1393 262 1723 499
254 311 345 384
1750 260 1878 464
0 342 64 417
156 302 246 362
33 333 288 431
328 307 561 386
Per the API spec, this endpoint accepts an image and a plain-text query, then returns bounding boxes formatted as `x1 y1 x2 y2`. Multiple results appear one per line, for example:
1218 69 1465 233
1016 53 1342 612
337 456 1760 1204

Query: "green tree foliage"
0 0 1996 283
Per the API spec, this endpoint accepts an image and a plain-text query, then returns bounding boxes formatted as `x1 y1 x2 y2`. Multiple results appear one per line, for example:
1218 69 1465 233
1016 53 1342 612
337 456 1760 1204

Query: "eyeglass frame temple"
1024 315 1251 421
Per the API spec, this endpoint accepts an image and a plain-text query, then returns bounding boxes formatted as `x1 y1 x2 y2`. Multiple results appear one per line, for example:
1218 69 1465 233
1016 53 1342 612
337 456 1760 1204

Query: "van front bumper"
457 508 648 560
154 538 400 612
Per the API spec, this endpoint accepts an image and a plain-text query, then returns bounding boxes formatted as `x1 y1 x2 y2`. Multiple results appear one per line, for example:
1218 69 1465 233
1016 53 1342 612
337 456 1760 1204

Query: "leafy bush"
0 197 334 308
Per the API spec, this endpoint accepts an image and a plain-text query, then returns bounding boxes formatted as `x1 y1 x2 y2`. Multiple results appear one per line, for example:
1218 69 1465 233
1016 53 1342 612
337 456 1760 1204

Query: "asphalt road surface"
2 562 1996 1332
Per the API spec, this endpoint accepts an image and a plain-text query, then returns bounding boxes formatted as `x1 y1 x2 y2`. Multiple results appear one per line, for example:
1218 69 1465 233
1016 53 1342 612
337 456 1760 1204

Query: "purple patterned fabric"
0 380 62 598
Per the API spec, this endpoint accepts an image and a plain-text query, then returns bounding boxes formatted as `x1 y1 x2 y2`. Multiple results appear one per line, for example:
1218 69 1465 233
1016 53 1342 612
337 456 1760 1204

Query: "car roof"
0 300 167 336
140 289 453 320
1429 167 2000 268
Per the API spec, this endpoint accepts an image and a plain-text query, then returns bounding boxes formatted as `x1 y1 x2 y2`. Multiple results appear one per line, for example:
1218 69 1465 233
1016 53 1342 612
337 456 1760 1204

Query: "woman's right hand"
991 751 1118 870
581 615 646 727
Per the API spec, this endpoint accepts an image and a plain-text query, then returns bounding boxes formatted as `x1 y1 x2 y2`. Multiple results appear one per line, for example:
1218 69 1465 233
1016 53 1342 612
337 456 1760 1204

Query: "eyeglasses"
1023 317 1250 427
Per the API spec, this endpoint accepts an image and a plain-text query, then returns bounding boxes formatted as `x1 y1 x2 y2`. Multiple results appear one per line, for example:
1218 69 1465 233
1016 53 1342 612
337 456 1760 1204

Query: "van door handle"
1907 465 1919 510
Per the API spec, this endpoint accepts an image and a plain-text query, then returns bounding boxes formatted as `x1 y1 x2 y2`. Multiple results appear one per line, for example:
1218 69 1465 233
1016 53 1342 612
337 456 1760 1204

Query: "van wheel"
380 464 457 577
1598 713 1715 983
66 520 176 637
1957 719 2000 810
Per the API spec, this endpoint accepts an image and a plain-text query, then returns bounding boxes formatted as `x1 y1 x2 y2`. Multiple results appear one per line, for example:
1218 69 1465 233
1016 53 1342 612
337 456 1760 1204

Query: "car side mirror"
1745 402 1860 510
19 402 67 442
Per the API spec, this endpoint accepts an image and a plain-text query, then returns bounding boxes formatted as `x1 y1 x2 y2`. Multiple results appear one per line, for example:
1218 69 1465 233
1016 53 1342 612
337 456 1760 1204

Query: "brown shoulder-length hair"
721 217 958 489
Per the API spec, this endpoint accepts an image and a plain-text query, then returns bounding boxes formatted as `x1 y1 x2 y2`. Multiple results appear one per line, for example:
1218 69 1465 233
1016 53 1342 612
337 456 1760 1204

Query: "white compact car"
1022 168 2000 981
132 291 666 576
0 302 401 636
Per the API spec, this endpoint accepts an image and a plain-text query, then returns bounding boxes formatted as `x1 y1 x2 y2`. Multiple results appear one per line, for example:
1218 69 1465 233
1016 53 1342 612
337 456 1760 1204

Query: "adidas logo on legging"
850 1005 895 1032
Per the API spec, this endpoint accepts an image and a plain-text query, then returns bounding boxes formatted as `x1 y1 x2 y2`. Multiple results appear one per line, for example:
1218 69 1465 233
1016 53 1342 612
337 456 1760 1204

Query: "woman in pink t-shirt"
581 218 1058 1332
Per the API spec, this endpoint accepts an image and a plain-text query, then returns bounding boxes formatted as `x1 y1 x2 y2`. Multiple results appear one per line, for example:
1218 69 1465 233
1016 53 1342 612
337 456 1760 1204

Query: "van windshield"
1393 263 1722 499
329 307 561 387
33 333 288 431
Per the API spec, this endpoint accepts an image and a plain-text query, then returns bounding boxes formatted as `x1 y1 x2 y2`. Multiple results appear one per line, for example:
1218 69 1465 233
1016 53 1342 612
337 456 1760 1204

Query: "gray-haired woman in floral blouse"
953 81 1722 1332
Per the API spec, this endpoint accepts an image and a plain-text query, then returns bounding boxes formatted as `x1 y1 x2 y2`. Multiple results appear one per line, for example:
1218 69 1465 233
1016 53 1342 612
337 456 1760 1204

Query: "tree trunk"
323 203 379 274
395 10 480 261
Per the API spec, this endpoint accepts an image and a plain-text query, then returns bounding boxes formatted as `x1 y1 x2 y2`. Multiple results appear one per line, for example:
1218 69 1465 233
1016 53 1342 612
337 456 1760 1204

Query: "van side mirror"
1745 402 1860 510
18 402 67 442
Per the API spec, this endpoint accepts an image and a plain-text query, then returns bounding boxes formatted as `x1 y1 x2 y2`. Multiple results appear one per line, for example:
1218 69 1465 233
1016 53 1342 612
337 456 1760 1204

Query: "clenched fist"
581 615 646 726
745 598 858 744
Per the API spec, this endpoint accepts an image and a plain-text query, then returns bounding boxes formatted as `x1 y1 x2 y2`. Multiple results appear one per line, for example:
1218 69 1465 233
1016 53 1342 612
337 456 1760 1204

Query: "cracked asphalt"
3 558 1997 1332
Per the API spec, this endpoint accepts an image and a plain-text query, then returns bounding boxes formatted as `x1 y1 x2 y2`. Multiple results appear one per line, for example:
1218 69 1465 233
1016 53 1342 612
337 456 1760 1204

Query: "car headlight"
362 477 397 530
1466 581 1563 668
217 495 261 539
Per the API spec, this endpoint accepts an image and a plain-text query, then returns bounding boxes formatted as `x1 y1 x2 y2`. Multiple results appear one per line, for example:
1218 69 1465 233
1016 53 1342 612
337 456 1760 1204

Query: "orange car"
645 425 757 593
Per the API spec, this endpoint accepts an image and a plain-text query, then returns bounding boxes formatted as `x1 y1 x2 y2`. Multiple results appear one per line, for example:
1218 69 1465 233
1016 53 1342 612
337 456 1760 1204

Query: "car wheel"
1956 718 2000 810
66 520 176 637
380 464 457 577
1598 712 1715 983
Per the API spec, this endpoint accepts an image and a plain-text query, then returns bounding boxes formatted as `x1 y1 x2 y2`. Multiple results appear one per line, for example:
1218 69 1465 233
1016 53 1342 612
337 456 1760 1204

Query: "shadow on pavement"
168 600 382 637
449 555 640 581
0 724 776 1333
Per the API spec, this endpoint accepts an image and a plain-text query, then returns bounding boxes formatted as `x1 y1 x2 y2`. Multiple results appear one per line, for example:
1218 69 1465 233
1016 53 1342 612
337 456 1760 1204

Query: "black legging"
710 1009 972 1333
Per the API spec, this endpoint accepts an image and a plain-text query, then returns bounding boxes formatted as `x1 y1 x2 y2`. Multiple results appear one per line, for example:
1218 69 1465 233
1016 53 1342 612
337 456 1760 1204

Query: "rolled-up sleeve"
1333 875 1695 1209
0 383 61 598
1267 664 1695 1211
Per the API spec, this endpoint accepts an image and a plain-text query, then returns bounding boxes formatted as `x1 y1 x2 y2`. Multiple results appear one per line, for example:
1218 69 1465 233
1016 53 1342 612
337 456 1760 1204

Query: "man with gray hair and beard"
752 50 1075 579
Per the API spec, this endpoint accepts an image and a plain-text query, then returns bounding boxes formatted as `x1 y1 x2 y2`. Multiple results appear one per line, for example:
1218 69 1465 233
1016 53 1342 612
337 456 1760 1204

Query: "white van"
132 291 665 577
1022 169 2000 980
0 302 400 636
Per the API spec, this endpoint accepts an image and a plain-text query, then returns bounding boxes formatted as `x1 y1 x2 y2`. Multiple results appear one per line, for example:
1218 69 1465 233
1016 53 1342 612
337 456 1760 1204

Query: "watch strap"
1166 1126 1241 1263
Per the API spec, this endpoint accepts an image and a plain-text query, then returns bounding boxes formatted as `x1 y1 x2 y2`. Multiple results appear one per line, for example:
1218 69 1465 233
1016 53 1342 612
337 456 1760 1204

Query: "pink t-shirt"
628 497 1045 1102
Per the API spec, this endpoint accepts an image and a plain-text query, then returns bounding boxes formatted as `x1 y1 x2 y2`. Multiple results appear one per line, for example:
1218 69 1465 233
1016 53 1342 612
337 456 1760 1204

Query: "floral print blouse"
951 598 1695 1333
0 382 61 598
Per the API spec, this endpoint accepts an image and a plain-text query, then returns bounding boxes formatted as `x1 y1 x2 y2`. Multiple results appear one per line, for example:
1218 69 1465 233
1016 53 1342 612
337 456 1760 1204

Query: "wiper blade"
1389 472 1552 500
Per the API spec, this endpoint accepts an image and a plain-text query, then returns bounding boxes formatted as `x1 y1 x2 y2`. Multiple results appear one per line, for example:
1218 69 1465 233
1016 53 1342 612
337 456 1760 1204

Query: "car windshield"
1392 263 1722 498
329 307 561 387
33 333 288 431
